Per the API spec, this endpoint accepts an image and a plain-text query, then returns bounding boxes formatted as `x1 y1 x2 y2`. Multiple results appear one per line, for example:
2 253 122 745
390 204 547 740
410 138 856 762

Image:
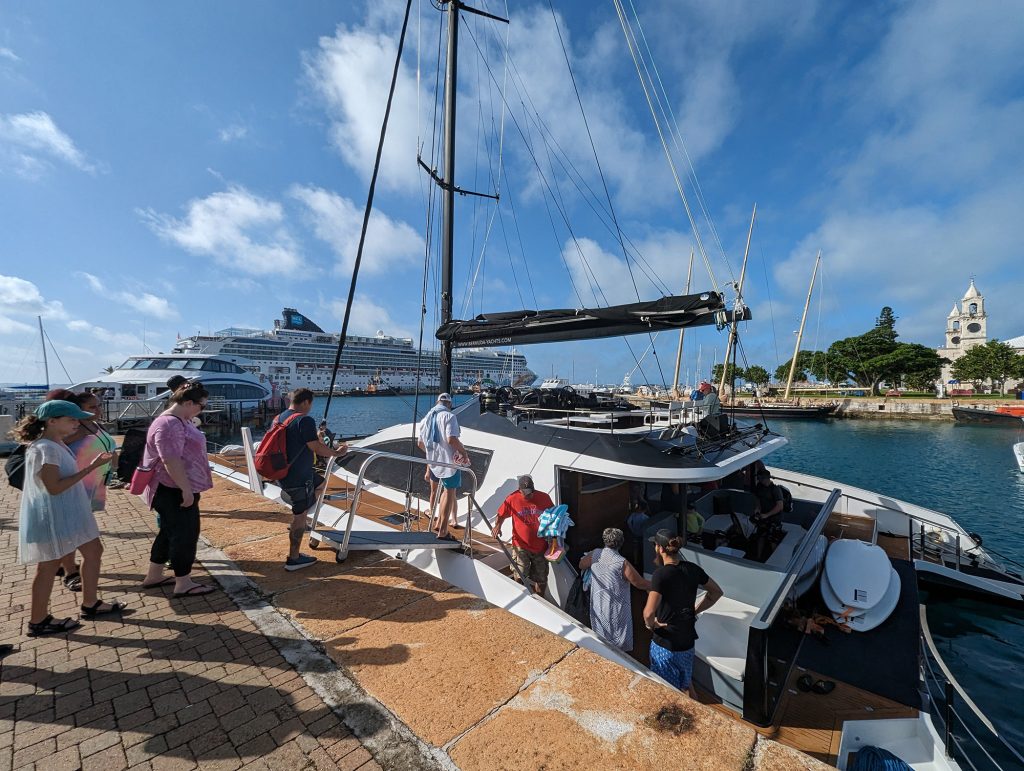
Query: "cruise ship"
171 309 535 394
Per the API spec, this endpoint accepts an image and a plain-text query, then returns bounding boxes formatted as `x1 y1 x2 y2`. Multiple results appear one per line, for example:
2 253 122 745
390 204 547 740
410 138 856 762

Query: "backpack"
778 484 794 513
4 445 26 490
253 412 304 480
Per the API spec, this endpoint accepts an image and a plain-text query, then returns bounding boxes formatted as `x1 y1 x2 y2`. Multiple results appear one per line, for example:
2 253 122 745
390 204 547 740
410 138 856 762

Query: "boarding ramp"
305 449 535 592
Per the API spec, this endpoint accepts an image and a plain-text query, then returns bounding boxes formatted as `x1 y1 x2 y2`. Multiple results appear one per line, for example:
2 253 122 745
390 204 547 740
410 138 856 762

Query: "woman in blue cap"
12 400 127 637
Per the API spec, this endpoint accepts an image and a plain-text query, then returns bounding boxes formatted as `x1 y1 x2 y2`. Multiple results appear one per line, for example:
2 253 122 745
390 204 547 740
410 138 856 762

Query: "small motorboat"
1014 440 1024 472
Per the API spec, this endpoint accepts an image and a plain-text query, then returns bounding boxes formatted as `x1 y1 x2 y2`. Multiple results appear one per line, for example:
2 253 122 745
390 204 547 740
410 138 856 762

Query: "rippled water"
769 417 1024 750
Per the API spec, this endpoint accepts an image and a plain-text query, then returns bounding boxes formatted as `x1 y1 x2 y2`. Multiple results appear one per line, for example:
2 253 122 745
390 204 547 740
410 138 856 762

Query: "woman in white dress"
14 400 127 637
579 528 651 652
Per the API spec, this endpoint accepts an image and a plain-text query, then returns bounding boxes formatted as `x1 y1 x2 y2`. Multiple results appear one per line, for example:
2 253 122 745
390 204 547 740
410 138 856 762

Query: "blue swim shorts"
440 471 462 490
649 641 695 691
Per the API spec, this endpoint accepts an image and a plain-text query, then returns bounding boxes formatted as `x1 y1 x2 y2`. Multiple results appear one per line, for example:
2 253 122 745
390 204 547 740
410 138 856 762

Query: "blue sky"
2 1 1022 388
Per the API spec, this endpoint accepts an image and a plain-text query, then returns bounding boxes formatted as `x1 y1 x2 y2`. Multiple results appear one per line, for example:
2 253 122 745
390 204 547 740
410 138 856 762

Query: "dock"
0 466 827 770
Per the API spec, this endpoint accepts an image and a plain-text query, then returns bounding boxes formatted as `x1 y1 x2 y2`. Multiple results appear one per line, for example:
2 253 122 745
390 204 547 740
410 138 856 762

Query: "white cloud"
0 111 95 177
303 22 423 191
80 272 179 320
290 184 422 275
0 315 34 336
218 124 248 142
0 274 68 320
65 319 141 350
326 295 413 339
0 48 19 62
560 231 699 307
141 185 304 275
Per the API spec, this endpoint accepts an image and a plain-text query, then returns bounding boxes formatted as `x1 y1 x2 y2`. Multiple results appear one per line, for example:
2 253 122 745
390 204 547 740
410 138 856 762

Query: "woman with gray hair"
579 527 651 652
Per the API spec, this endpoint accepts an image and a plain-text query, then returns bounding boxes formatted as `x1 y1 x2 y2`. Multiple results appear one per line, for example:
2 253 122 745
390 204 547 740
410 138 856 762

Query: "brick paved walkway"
0 483 385 771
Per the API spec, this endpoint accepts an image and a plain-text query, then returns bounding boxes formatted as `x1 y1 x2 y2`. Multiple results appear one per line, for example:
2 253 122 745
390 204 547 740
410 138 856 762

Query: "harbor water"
240 397 1024 750
769 417 1024 752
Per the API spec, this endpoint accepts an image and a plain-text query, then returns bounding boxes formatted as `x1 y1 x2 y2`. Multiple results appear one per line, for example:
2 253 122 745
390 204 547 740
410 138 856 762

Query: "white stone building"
937 280 1024 392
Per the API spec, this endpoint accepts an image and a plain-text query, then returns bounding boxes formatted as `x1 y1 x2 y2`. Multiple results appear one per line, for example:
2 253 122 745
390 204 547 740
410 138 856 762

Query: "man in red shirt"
493 475 552 597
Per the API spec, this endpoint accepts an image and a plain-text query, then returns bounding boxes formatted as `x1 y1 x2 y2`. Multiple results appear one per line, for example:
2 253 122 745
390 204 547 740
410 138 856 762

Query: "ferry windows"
132 359 155 369
165 360 190 370
184 360 205 370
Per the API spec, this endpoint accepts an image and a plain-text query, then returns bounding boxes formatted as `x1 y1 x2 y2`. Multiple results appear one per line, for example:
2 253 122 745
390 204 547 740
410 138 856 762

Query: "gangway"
305 448 523 569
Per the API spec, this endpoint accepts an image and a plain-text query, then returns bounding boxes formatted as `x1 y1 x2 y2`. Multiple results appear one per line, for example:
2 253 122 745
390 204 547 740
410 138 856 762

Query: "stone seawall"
795 397 1021 421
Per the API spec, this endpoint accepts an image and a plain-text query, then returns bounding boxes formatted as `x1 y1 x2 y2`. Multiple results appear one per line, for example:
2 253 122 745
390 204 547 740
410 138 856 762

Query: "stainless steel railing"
919 607 1024 770
307 449 533 592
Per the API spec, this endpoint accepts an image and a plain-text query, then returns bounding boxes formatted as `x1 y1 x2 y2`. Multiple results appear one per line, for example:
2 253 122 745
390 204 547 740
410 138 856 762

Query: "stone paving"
1 467 828 771
0 482 387 771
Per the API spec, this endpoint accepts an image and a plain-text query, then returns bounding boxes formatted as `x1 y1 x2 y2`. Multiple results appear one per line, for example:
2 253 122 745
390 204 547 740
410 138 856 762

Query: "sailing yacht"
216 3 1024 768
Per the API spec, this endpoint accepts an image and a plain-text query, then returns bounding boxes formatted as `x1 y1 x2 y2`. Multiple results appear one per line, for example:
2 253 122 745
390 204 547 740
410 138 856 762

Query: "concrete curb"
196 538 457 771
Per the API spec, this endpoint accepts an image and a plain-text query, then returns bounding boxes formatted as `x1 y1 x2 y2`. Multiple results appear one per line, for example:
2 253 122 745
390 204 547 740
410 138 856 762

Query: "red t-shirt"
497 490 553 553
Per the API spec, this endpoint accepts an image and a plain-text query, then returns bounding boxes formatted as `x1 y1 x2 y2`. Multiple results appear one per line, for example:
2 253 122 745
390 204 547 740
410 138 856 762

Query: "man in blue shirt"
277 389 347 571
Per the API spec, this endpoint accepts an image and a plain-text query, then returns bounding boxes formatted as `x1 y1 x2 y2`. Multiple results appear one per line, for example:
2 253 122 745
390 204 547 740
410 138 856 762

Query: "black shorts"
282 473 325 516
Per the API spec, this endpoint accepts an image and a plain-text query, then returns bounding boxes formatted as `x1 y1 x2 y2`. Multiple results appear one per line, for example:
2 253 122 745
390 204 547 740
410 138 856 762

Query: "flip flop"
172 585 217 599
141 577 176 589
812 679 836 695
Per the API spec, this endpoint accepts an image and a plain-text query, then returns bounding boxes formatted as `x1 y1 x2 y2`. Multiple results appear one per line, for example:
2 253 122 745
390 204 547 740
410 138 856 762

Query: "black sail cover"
436 291 749 348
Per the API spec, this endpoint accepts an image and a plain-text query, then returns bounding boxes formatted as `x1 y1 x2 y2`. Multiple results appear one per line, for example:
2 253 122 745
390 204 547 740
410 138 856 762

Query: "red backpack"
253 412 304 480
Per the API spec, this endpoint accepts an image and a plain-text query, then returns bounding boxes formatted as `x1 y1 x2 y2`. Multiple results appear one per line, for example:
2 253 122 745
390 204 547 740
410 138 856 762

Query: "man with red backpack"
273 389 347 571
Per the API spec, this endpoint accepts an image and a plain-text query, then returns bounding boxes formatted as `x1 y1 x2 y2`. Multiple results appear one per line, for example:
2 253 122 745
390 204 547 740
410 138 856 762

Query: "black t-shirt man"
753 473 783 520
649 560 711 651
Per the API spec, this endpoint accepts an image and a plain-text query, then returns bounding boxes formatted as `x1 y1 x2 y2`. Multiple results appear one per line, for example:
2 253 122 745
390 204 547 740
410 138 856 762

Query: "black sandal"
63 572 82 591
80 600 129 618
27 615 81 637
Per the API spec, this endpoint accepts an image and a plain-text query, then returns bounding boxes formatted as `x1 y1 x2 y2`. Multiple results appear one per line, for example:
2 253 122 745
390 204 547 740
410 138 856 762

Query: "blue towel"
538 504 572 538
850 746 912 771
418 404 447 450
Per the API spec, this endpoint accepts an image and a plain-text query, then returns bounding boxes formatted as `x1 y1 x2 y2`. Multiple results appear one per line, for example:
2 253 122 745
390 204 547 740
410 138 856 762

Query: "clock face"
967 322 982 333
951 336 961 345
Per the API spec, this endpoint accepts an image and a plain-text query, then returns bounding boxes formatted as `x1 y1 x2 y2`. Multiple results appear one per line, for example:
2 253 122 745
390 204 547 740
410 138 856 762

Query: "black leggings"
150 484 202 577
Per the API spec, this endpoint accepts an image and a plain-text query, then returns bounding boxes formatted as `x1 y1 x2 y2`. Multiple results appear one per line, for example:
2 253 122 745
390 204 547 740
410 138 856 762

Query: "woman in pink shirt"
140 383 214 598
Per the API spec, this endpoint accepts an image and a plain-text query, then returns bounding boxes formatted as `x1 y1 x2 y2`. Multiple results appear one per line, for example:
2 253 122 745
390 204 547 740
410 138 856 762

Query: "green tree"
951 345 989 390
774 350 818 383
953 340 1024 394
711 363 745 386
744 365 770 386
876 343 945 391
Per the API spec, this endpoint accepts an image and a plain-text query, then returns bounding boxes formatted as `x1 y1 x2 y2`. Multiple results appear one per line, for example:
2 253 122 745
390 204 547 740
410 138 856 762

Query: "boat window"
147 360 171 369
165 359 190 370
116 360 131 370
184 360 205 370
203 383 267 400
131 359 155 369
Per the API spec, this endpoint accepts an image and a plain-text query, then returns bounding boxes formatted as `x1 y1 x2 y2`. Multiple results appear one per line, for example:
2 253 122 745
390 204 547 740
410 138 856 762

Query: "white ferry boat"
172 308 534 394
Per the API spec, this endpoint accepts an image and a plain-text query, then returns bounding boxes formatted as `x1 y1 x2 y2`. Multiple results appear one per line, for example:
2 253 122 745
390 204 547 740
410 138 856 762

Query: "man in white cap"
417 393 469 540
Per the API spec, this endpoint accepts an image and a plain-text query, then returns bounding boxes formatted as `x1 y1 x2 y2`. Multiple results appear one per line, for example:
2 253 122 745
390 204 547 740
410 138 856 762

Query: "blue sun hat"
35 400 95 420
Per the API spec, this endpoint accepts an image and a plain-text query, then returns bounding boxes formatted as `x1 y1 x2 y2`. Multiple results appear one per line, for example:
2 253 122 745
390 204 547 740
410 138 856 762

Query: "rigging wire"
623 0 736 286
545 0 668 387
461 17 657 387
758 238 782 375
321 0 415 422
42 328 73 384
611 0 720 296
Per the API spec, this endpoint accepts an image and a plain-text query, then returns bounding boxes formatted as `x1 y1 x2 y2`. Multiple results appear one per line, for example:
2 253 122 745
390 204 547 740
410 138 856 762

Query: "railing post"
944 680 954 757
955 534 961 572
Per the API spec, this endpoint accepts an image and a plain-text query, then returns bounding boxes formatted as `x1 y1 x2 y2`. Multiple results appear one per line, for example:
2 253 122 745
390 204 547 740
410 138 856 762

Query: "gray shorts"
512 545 548 587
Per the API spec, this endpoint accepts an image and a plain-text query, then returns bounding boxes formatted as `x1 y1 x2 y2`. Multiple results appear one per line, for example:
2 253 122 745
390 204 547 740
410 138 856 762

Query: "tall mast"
718 204 756 396
439 0 460 395
784 251 821 400
38 316 50 390
671 249 694 398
